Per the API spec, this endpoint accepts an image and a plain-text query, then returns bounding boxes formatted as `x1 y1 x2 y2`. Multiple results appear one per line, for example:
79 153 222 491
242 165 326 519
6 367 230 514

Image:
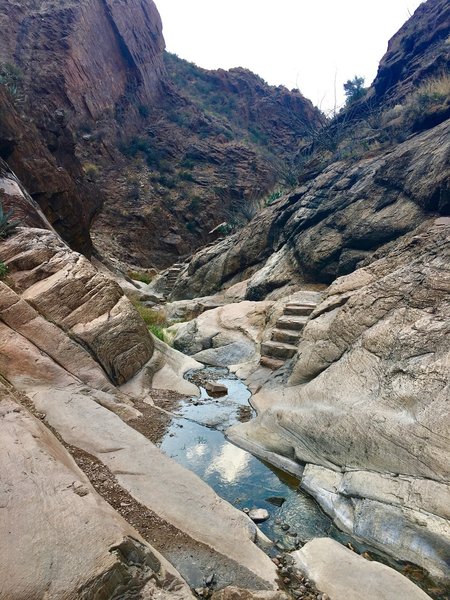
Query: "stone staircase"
260 300 317 370
163 262 186 296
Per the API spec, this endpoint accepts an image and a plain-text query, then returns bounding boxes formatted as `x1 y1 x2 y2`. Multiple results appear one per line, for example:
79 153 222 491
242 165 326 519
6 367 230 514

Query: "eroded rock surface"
0 225 278 592
228 218 450 579
0 386 193 600
293 538 432 600
1 228 154 385
171 120 450 299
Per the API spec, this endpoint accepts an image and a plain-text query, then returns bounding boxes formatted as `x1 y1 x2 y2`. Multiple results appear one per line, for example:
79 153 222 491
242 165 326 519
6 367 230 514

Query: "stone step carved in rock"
260 298 318 370
260 356 285 370
271 328 302 344
276 315 309 331
261 340 298 359
284 303 316 316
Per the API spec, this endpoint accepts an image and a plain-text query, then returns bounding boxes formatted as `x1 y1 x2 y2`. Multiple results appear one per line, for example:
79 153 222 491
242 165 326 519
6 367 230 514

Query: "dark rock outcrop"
169 119 450 299
0 87 98 254
371 0 450 106
0 0 322 268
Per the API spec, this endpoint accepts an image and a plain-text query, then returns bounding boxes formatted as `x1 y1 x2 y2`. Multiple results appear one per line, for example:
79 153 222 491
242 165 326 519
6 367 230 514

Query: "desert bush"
344 75 367 106
138 104 150 119
179 170 195 182
128 271 154 284
265 189 284 206
0 261 8 278
83 162 101 180
404 73 450 122
412 73 450 107
0 202 19 239
188 196 202 213
0 62 23 96
133 301 168 341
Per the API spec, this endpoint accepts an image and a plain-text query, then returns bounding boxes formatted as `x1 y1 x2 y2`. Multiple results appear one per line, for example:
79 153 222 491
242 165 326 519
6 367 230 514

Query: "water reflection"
158 372 335 548
206 443 251 484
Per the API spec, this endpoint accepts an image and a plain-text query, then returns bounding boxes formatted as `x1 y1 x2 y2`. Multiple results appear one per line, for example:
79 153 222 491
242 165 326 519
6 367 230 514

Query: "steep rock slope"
0 86 98 254
370 0 450 106
168 119 450 299
0 386 193 600
0 0 321 268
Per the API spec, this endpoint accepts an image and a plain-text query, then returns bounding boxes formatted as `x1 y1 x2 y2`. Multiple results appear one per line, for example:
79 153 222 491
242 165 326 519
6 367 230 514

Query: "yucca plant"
0 202 19 239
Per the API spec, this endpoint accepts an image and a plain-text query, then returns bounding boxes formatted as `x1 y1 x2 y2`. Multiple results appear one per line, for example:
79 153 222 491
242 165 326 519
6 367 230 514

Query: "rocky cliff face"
0 86 98 254
169 118 450 299
371 0 450 106
0 0 321 268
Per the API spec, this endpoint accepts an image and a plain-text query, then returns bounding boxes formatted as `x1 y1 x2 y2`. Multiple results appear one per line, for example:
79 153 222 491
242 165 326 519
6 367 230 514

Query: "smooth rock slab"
0 392 193 600
292 538 432 600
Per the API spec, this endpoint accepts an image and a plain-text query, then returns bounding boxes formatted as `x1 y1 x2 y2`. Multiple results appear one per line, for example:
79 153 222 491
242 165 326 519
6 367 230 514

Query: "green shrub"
179 170 195 182
148 324 165 341
128 271 153 284
0 261 8 278
132 301 169 341
158 174 177 188
266 189 283 206
0 62 23 96
0 202 19 239
138 104 150 119
188 196 202 213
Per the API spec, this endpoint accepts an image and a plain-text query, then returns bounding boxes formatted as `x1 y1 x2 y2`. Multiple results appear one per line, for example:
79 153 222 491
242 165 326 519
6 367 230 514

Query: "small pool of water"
159 368 342 550
158 368 449 598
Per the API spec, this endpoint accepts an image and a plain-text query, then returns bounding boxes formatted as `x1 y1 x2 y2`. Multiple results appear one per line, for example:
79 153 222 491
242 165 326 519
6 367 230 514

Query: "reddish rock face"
371 0 450 105
0 0 165 124
0 87 98 254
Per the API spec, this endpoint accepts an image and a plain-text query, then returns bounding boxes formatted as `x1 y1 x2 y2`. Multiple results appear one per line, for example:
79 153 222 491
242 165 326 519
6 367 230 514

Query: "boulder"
0 228 154 385
292 538 432 600
205 381 228 396
174 301 273 370
248 509 270 523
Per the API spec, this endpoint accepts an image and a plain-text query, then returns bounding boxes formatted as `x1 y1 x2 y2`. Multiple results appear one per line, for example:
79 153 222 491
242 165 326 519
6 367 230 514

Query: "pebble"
271 558 280 566
275 518 282 525
281 523 290 531
283 577 291 585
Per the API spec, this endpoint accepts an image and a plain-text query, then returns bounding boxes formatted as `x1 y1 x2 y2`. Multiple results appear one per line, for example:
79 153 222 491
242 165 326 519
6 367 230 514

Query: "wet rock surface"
228 218 450 581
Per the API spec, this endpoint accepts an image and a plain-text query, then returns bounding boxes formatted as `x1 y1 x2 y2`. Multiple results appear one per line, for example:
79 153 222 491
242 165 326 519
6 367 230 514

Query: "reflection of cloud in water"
186 442 208 461
206 442 250 484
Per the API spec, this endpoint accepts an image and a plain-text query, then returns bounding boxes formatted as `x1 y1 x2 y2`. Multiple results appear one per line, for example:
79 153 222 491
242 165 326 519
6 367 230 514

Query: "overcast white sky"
156 0 424 112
